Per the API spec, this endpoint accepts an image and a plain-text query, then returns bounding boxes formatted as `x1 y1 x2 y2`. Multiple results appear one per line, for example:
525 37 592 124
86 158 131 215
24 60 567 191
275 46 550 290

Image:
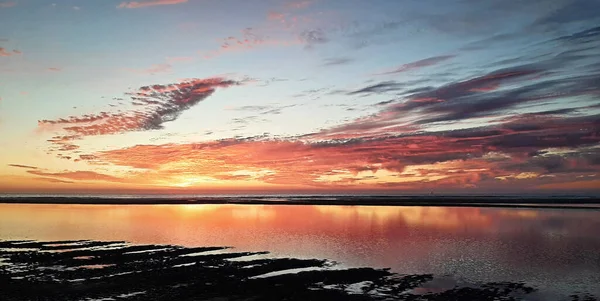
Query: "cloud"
532 0 600 27
32 177 74 184
0 48 21 57
8 164 39 170
94 111 600 189
117 0 188 9
38 78 240 160
201 28 303 59
26 12 600 192
47 67 61 71
332 56 599 139
555 26 600 43
0 1 16 8
27 170 125 183
347 81 405 96
322 57 354 66
227 104 297 115
378 55 456 75
39 77 239 137
299 28 329 48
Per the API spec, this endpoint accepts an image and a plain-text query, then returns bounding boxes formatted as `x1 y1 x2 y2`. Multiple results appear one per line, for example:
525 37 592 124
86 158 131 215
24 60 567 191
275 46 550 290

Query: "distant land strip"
1 196 600 209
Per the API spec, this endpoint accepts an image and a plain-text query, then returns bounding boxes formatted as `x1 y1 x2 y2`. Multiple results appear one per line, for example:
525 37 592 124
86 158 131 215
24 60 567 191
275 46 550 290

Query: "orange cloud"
48 67 61 71
27 170 125 183
92 110 600 190
117 0 187 9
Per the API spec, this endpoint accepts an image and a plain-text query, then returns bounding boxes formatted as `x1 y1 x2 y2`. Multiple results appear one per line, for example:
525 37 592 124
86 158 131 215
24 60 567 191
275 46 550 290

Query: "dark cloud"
532 0 600 27
375 99 395 106
555 26 600 43
347 81 405 96
382 63 600 125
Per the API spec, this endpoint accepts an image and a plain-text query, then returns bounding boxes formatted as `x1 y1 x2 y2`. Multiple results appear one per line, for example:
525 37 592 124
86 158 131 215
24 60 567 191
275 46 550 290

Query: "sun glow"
171 176 219 187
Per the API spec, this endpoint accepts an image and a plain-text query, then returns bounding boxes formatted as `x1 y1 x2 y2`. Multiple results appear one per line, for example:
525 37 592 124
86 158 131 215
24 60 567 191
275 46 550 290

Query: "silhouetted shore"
1 195 600 209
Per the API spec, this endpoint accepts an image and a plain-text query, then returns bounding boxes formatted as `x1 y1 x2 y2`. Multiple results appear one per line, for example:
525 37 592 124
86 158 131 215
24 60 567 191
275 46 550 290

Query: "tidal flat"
2 239 596 301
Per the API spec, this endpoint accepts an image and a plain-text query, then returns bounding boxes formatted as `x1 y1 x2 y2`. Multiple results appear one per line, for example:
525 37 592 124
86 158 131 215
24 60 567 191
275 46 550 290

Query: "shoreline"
1 196 600 209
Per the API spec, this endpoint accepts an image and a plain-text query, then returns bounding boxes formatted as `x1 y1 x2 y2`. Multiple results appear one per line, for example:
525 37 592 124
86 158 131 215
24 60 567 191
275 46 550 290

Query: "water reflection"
1 204 599 296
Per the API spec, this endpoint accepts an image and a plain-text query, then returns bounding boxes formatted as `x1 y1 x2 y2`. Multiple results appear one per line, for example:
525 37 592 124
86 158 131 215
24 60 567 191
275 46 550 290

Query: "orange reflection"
1 204 599 276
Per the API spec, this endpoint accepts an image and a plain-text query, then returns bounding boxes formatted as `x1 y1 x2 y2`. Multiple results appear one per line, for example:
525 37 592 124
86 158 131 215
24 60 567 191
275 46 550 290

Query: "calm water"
1 204 599 298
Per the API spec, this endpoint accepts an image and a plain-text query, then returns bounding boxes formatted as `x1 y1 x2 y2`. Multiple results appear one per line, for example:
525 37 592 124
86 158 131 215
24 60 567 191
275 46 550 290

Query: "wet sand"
3 239 596 301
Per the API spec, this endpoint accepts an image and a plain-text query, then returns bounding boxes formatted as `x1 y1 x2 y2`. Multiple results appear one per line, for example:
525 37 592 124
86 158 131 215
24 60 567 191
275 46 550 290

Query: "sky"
0 0 599 194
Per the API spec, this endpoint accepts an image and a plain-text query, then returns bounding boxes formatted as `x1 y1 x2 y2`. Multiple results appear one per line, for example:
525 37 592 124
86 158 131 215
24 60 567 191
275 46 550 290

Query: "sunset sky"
1 0 599 194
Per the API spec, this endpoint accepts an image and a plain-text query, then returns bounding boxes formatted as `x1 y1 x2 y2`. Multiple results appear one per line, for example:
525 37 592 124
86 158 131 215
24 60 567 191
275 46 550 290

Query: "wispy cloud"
0 48 21 57
27 170 125 183
8 164 38 170
377 55 455 75
117 0 188 9
322 57 354 66
32 177 74 184
201 28 303 59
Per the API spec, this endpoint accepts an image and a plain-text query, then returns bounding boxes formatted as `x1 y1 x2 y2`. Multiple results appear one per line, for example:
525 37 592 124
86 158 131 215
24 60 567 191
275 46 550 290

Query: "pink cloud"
0 1 16 8
38 77 240 159
201 28 303 59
